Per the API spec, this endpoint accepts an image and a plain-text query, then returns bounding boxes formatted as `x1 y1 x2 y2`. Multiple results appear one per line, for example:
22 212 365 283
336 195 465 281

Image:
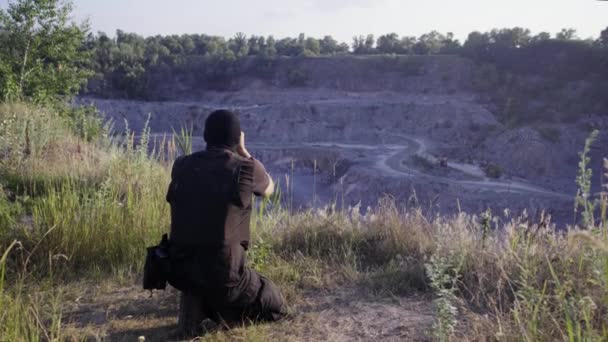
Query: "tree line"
1 0 608 102
87 27 607 61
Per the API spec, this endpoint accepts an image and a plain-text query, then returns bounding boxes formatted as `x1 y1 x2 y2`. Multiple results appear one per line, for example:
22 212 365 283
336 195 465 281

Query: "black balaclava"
203 109 241 150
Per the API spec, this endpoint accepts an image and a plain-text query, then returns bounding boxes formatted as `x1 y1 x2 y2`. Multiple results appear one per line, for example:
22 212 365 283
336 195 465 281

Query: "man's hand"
237 131 273 196
262 176 275 197
237 131 252 159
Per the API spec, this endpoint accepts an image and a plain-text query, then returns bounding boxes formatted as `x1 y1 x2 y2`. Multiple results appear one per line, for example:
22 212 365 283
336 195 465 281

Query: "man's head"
204 109 241 148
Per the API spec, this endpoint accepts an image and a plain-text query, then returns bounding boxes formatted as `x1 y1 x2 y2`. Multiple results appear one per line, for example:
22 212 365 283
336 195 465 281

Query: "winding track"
306 138 570 199
147 133 571 200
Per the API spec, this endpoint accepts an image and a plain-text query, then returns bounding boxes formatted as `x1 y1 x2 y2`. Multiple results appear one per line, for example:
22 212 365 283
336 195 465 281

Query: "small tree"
556 28 577 41
376 33 400 54
319 35 339 55
575 130 600 228
261 35 277 59
600 26 608 47
531 32 551 44
230 32 249 58
352 34 376 54
304 37 320 56
0 0 91 102
364 34 375 53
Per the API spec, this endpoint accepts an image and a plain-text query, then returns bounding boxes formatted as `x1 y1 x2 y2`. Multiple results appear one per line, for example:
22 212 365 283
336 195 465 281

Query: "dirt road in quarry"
376 133 571 199
93 90 594 224
149 132 570 200
63 283 436 341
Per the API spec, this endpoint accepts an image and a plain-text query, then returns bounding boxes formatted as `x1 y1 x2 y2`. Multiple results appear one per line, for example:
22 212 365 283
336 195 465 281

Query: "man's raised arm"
237 131 274 197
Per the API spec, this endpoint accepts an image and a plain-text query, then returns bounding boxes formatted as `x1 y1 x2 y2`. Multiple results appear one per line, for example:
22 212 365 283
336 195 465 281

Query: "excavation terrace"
83 56 608 226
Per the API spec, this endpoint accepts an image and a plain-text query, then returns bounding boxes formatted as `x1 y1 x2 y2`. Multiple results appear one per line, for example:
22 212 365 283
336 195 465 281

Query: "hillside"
1 103 608 341
81 55 608 226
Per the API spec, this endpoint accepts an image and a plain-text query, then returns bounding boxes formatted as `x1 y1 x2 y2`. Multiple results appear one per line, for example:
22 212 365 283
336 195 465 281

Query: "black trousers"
199 267 286 323
169 251 286 324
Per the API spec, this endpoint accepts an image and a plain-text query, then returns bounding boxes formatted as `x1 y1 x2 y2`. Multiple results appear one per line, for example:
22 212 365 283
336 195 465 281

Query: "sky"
1 0 607 42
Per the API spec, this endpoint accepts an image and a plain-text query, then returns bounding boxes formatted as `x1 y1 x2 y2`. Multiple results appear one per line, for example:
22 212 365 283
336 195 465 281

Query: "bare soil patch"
61 283 434 341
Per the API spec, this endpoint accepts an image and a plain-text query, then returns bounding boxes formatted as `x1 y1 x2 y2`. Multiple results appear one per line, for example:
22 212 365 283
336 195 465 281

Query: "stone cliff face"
81 55 608 226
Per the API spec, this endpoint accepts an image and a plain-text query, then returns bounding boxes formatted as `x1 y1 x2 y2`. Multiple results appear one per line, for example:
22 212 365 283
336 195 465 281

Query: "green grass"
1 102 608 340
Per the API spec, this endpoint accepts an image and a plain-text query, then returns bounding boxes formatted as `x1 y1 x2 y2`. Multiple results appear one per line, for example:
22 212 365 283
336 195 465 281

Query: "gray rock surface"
80 84 608 227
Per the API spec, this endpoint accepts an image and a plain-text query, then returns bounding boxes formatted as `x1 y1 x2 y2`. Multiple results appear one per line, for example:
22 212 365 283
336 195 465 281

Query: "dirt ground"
61 283 435 341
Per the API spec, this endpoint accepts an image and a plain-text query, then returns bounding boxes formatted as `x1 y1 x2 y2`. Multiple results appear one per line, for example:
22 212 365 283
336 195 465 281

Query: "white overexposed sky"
1 0 607 42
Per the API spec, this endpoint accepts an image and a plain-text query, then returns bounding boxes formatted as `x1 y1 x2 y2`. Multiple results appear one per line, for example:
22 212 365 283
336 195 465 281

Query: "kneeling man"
166 110 286 335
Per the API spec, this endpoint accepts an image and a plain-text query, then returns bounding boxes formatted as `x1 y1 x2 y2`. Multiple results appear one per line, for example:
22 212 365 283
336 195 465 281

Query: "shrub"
286 68 308 86
0 103 171 278
483 163 503 178
411 155 435 171
0 186 22 239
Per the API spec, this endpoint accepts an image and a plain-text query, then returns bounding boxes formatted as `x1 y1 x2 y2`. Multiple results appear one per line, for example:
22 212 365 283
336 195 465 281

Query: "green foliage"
600 27 608 47
411 155 434 171
416 31 454 55
319 35 348 55
508 227 608 341
0 102 68 165
461 26 608 124
230 32 249 58
376 33 401 54
81 25 608 112
0 103 170 279
85 31 353 98
352 34 376 54
483 163 503 179
575 130 600 228
304 37 320 56
556 28 578 41
60 104 104 141
172 123 193 156
286 68 308 87
0 60 20 101
0 186 23 237
602 159 608 229
0 0 92 103
248 234 273 271
1 239 65 341
425 253 462 341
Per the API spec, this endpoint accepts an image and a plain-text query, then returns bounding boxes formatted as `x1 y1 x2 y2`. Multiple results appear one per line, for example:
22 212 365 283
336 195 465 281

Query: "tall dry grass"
0 102 607 340
0 103 173 339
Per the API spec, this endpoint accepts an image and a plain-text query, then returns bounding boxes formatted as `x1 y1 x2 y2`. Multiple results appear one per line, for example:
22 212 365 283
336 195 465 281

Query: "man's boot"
174 292 205 338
